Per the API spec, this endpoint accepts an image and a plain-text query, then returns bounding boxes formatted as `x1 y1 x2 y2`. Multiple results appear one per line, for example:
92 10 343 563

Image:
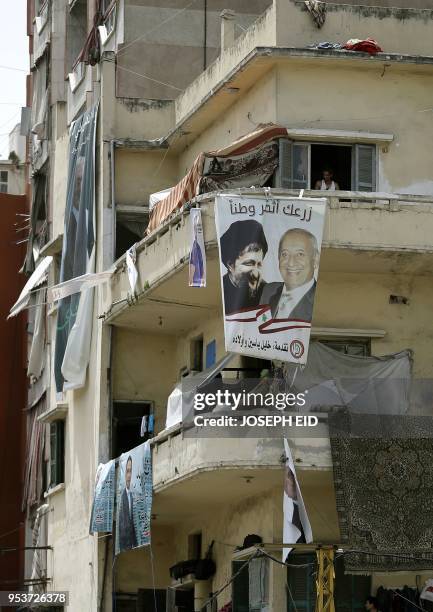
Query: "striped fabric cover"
147 124 289 234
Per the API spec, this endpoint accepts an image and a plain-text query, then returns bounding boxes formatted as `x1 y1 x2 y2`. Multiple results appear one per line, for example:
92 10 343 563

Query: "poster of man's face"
115 442 152 555
215 195 326 364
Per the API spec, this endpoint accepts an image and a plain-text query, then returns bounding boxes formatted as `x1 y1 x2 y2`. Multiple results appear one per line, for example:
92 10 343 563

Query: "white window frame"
0 170 8 193
276 140 379 192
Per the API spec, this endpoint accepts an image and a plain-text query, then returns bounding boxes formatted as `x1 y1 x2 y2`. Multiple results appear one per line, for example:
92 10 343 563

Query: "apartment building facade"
21 0 433 610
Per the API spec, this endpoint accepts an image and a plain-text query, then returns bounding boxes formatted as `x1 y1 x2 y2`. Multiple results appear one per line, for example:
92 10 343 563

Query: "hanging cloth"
304 0 327 28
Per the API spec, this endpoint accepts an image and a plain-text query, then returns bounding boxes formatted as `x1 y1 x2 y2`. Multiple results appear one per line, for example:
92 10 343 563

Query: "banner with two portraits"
215 194 326 364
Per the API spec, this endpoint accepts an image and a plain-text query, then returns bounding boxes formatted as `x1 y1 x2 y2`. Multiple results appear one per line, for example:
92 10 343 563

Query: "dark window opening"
286 553 371 611
191 336 204 372
239 355 272 379
318 338 371 357
49 420 65 487
66 0 88 72
188 532 202 559
112 401 152 458
137 588 167 611
166 587 194 612
311 144 352 191
115 214 148 261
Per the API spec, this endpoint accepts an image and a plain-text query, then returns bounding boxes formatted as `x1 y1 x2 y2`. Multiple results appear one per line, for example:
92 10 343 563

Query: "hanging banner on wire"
54 104 98 393
215 194 326 364
115 441 152 555
48 270 113 303
283 439 313 561
89 460 115 534
189 208 206 287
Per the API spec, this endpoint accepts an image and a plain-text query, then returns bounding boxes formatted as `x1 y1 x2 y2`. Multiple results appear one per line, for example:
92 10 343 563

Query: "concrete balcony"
103 189 433 334
150 425 334 525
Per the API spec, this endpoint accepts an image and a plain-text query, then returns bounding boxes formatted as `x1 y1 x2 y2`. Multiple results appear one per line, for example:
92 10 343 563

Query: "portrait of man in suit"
118 456 137 551
261 228 318 321
220 219 268 315
284 466 306 543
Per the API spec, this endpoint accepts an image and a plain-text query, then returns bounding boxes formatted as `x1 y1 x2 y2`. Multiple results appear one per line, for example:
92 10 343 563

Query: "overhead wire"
116 0 201 57
113 63 184 92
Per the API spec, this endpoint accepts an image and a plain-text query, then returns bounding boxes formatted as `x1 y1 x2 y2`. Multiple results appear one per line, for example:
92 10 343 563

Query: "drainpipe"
110 139 116 263
203 0 207 70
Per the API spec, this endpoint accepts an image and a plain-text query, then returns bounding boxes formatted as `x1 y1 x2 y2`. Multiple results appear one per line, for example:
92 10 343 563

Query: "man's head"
278 229 318 290
125 456 133 490
322 168 334 183
220 220 268 294
365 596 379 611
284 467 297 500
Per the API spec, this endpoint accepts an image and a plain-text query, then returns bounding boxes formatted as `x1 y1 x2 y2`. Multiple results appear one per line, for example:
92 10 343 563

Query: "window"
137 589 167 611
188 532 202 559
112 401 152 458
275 140 376 192
66 0 87 72
286 553 371 611
318 338 370 357
232 558 269 612
166 588 194 612
49 420 65 487
190 336 204 372
0 171 8 193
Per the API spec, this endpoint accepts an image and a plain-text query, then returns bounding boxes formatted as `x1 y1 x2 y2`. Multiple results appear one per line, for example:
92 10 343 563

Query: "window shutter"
275 139 293 188
232 560 249 612
165 587 176 612
293 144 309 190
287 553 316 611
355 144 376 192
249 557 269 610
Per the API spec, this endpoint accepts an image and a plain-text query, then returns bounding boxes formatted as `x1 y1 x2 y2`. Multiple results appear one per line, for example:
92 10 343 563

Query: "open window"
275 140 376 192
318 338 371 357
112 400 152 458
49 420 65 488
66 0 87 75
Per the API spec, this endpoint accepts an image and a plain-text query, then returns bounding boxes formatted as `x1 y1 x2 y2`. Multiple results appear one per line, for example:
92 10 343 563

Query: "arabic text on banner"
215 195 326 364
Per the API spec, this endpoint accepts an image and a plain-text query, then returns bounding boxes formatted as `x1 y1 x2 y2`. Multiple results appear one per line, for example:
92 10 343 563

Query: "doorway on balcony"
112 400 153 457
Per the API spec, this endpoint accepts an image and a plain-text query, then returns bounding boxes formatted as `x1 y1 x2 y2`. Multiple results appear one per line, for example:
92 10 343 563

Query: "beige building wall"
117 0 273 99
0 162 25 195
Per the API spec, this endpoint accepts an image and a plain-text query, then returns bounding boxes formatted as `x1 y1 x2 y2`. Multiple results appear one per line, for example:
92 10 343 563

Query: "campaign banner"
215 194 326 364
189 208 206 287
54 104 98 393
115 441 152 555
89 460 115 534
283 439 313 562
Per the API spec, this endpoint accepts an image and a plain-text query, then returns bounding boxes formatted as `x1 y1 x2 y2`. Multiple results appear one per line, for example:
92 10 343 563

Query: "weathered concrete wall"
117 0 273 99
113 329 179 433
276 1 433 55
115 149 179 205
172 62 433 196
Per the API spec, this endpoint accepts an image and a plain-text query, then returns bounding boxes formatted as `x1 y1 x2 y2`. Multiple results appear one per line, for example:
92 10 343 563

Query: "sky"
0 0 28 159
